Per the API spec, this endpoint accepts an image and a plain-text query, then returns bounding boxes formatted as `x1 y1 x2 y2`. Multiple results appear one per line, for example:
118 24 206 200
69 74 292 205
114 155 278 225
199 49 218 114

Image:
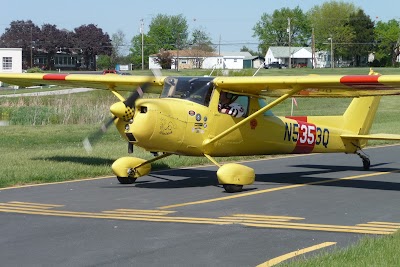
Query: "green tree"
148 14 189 51
74 24 112 70
190 28 215 52
240 46 258 56
0 20 40 68
253 6 311 55
129 14 189 69
111 30 126 67
38 24 69 70
96 55 112 70
129 34 153 69
346 10 375 67
374 19 400 66
308 1 357 62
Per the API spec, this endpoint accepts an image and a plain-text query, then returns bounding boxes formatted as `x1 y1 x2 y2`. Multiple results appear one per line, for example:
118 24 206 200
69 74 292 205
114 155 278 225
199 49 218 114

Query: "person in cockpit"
218 91 245 117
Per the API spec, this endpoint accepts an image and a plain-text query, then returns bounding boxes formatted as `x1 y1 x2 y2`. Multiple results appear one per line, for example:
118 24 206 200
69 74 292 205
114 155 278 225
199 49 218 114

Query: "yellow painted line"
0 203 62 209
257 242 337 267
219 216 298 222
112 209 175 215
0 175 114 191
356 223 400 229
242 222 394 235
9 201 64 207
0 208 233 225
0 201 397 235
159 170 400 209
231 214 304 220
367 221 400 226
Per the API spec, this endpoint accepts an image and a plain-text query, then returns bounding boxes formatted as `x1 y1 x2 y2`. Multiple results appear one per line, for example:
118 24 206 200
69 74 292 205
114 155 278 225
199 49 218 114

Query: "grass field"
1 67 400 265
1 67 399 186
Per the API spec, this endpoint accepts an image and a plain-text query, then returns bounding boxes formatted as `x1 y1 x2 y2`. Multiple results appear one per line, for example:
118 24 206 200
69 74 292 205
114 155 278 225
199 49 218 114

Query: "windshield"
160 76 214 106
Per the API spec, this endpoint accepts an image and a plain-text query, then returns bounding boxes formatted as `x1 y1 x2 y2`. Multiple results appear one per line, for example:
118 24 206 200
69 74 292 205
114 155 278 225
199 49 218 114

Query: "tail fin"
342 96 381 135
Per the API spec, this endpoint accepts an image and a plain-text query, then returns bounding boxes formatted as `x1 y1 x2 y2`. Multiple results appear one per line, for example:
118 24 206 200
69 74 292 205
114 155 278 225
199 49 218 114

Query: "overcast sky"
1 0 398 52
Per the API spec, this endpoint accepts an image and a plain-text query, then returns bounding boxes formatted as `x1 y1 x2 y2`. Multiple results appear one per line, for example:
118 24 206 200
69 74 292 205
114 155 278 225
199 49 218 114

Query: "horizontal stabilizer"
341 133 400 141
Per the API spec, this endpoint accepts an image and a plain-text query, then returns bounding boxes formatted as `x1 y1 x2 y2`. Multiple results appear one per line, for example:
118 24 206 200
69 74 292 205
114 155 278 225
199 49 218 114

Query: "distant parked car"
264 62 283 69
102 69 131 75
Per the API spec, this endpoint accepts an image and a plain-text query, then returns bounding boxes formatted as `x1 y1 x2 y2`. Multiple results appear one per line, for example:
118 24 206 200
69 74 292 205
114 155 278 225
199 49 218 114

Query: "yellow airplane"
1 69 400 193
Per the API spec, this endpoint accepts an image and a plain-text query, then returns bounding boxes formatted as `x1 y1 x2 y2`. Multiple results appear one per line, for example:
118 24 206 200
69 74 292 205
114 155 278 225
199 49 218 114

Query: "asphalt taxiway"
0 145 399 266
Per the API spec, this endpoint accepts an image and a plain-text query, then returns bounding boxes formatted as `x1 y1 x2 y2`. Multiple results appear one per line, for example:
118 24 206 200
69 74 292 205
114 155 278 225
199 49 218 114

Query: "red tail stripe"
43 74 69 80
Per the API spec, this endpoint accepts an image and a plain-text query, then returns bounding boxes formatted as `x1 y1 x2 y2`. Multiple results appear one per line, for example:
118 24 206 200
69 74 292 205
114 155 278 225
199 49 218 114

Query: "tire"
117 177 137 184
223 184 243 193
362 158 370 171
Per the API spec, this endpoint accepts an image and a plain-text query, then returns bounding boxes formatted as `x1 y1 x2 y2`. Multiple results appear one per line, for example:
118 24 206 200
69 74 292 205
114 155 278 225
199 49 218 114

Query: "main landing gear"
356 151 370 170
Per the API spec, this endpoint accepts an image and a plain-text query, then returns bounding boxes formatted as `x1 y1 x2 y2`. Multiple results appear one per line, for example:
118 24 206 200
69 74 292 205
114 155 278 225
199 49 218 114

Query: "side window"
234 96 249 117
258 98 274 116
219 91 249 117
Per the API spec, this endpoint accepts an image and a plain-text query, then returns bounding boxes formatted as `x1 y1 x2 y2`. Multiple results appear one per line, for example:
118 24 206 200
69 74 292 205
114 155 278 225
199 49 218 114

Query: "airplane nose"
110 101 134 121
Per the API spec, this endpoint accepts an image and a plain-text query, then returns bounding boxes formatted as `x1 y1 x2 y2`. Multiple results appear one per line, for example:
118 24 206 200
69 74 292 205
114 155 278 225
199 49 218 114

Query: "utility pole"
288 18 291 69
140 19 144 70
30 27 33 68
312 28 315 69
328 37 334 68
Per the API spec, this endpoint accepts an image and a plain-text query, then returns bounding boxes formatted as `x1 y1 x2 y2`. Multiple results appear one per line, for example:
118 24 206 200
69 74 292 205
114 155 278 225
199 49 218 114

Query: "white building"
0 48 22 73
149 50 251 70
265 46 313 68
0 48 22 86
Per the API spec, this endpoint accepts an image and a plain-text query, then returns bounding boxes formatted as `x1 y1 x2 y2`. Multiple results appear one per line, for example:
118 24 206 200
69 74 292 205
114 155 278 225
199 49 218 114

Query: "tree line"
254 1 399 67
0 20 112 70
1 0 399 70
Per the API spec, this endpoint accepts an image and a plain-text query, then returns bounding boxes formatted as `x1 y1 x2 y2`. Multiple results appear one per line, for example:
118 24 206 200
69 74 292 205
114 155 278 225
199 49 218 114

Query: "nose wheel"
117 177 137 184
223 184 243 193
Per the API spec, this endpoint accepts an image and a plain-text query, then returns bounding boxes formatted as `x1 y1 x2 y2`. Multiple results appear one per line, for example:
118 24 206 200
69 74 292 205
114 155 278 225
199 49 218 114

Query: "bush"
26 67 44 73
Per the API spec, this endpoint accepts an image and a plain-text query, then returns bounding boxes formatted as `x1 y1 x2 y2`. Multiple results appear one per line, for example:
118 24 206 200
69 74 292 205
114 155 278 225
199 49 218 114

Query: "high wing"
2 72 400 98
0 73 166 91
213 75 400 97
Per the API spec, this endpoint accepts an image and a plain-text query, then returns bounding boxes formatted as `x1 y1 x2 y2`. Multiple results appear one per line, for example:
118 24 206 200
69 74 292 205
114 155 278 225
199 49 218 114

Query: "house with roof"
0 48 22 87
265 46 313 68
149 49 219 70
149 50 253 70
243 55 265 69
202 52 252 69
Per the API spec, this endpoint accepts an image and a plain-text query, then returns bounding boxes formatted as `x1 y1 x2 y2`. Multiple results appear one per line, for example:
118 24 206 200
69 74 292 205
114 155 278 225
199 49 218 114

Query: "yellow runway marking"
159 170 400 209
257 242 337 267
0 202 399 235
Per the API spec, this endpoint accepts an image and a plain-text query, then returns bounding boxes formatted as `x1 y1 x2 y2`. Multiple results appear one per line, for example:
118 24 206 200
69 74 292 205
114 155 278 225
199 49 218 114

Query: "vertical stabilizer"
342 96 381 147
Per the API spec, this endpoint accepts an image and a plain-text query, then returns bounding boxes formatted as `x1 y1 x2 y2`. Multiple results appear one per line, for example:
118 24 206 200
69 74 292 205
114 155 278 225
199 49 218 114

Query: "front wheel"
223 184 243 193
117 177 137 184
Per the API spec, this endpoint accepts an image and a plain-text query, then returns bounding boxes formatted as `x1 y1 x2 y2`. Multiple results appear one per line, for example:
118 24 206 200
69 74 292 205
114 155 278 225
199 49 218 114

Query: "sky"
1 0 398 53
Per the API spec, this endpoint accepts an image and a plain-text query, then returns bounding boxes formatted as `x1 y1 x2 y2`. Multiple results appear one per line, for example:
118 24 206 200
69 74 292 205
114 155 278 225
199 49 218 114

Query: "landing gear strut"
356 151 370 170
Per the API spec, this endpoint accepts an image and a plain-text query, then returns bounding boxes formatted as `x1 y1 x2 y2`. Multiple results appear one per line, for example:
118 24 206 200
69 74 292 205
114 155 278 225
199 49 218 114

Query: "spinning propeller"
83 84 148 153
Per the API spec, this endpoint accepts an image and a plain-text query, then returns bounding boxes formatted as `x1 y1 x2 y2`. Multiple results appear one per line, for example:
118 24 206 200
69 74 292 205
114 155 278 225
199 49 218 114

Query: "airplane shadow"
33 156 115 166
34 155 400 192
134 163 400 192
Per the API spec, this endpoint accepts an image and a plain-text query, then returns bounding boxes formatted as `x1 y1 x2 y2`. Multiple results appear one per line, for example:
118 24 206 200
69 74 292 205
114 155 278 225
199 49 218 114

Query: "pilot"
218 91 245 117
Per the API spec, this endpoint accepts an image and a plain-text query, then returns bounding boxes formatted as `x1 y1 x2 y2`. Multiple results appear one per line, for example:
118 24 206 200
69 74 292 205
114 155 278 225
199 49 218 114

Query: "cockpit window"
160 76 214 106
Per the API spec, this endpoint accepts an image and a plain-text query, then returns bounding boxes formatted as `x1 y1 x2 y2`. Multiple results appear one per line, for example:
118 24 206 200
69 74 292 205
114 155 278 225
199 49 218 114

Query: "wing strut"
202 87 302 152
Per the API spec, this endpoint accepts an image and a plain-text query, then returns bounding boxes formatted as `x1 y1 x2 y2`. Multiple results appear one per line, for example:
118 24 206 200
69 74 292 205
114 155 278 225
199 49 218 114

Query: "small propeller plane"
1 69 400 193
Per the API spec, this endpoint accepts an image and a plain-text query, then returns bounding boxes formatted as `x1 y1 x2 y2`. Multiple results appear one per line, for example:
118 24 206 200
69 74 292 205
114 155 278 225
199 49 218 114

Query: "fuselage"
115 76 356 157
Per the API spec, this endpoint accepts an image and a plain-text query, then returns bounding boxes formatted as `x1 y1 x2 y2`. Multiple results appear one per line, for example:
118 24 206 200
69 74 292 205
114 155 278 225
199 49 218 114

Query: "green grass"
279 231 400 267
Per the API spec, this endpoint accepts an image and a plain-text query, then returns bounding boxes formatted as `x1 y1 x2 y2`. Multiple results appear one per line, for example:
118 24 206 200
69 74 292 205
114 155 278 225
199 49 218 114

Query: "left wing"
0 73 166 91
213 75 400 97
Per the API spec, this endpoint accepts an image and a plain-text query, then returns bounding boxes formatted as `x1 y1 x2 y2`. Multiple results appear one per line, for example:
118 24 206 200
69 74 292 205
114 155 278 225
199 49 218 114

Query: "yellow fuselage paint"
115 95 356 157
